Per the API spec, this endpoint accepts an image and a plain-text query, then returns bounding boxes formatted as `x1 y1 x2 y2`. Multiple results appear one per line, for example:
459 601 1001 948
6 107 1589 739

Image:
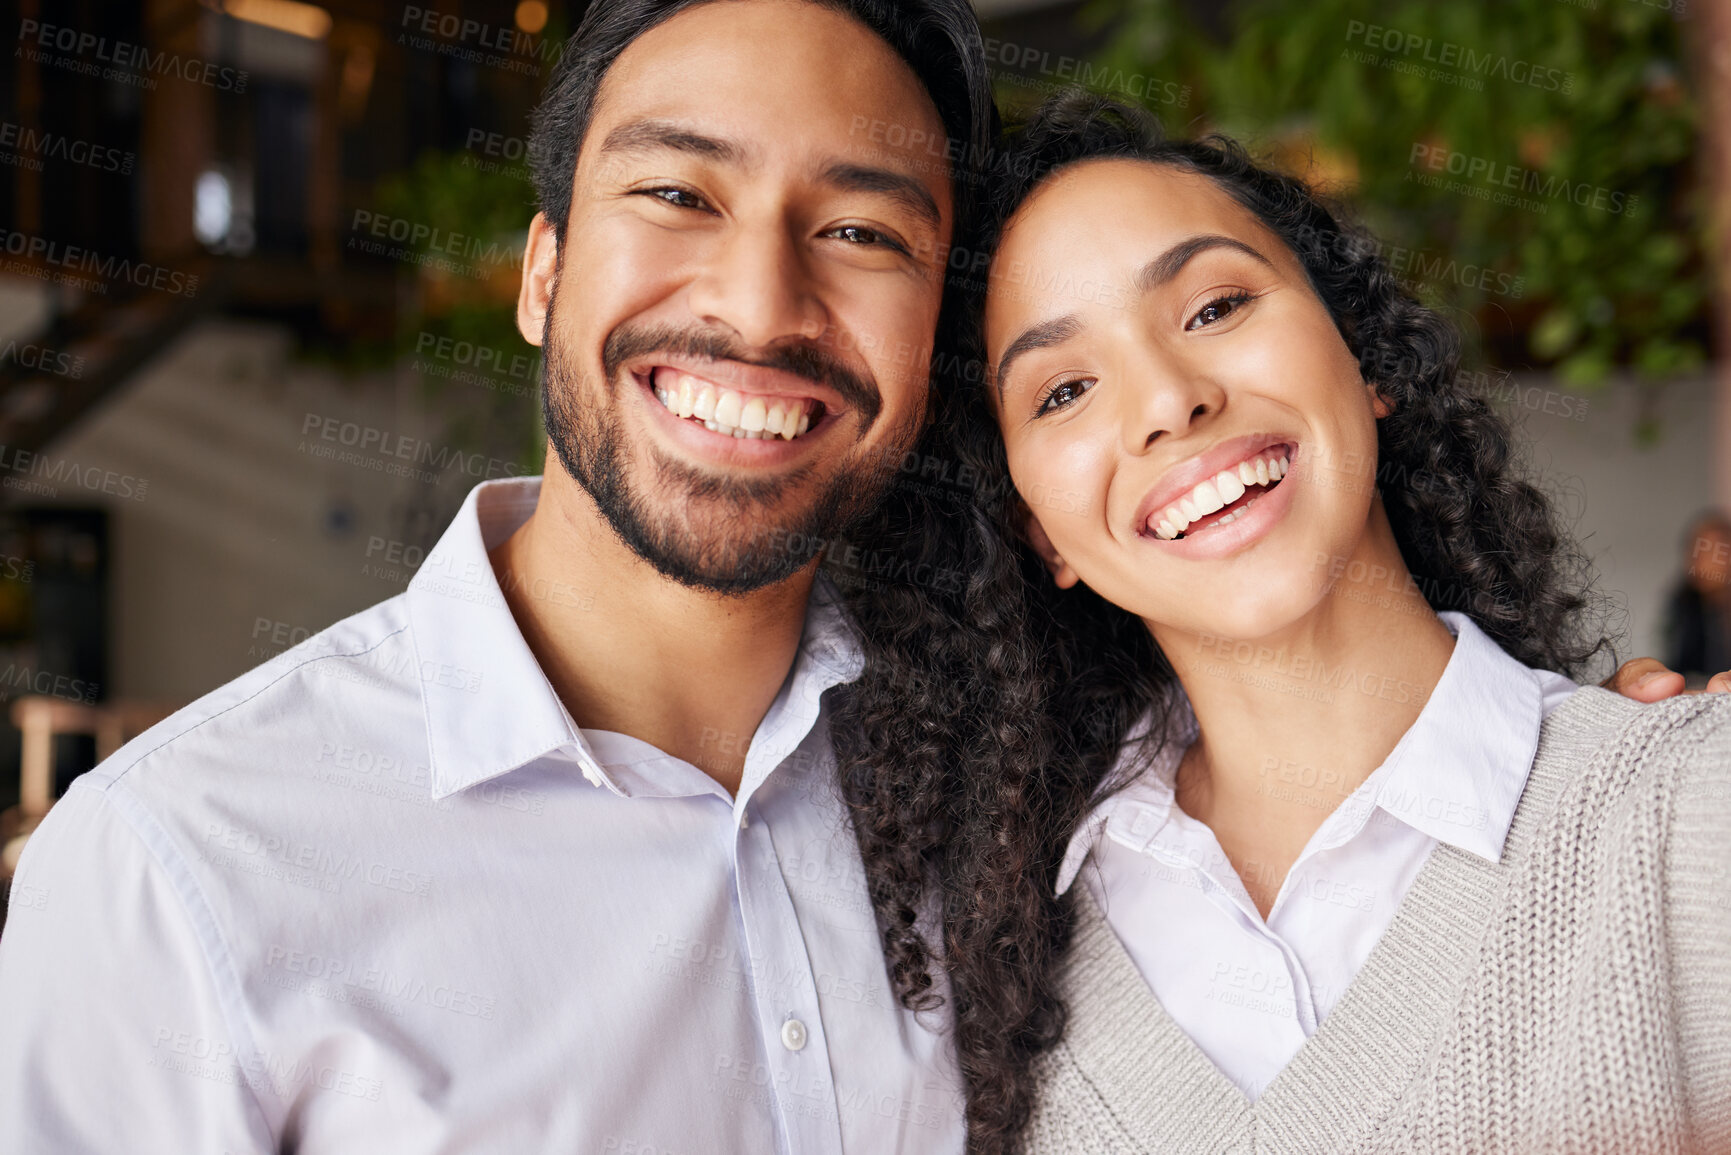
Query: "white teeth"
713 390 742 428
1215 499 1256 528
653 374 818 441
1149 448 1292 540
1193 481 1224 515
693 383 717 421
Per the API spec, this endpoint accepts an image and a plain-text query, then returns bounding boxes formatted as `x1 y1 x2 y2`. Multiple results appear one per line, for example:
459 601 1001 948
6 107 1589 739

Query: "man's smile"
649 367 822 440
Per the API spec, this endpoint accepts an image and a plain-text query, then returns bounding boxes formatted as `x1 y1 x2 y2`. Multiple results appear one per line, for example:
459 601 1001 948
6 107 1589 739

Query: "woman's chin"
1141 584 1333 651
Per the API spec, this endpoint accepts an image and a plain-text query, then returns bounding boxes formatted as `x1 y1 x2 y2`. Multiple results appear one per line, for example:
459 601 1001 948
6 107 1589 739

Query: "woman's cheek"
1014 433 1111 543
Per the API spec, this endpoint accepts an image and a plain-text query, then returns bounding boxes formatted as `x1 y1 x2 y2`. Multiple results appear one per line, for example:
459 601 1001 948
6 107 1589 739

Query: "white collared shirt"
0 477 965 1155
1056 613 1576 1100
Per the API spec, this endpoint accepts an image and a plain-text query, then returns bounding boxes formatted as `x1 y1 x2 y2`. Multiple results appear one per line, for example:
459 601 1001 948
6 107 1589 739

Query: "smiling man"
0 2 990 1152
0 5 1717 1153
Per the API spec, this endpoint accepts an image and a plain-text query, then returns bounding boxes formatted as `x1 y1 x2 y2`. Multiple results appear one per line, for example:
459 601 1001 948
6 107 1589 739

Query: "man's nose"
686 225 830 350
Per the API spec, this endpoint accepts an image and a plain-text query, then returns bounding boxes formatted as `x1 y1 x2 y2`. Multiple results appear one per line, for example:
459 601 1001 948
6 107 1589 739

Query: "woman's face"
984 159 1386 642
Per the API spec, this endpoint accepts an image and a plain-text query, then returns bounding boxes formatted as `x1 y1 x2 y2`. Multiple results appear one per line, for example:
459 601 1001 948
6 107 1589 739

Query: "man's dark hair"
528 0 995 241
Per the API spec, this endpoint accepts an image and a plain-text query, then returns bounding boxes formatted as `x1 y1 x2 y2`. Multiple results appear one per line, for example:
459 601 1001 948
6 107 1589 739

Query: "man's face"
519 0 954 594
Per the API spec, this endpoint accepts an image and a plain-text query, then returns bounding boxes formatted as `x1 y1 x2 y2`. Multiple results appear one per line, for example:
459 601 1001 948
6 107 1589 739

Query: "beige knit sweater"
1026 688 1731 1155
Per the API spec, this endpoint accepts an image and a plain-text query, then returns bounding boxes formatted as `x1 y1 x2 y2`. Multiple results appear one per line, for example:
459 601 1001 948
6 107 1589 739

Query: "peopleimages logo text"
1408 145 1637 215
0 228 199 297
1343 21 1573 93
16 19 248 91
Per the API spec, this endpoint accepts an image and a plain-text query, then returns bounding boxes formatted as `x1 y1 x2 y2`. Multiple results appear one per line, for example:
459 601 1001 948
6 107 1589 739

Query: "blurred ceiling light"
515 1 549 34
194 170 233 248
223 0 332 40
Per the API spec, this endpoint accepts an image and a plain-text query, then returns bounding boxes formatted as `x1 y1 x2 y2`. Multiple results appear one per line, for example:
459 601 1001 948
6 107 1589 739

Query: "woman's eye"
1187 291 1254 331
1036 378 1094 415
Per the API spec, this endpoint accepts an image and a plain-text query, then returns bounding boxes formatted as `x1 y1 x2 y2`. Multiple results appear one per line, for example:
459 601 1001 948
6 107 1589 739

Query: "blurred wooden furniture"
1 697 176 881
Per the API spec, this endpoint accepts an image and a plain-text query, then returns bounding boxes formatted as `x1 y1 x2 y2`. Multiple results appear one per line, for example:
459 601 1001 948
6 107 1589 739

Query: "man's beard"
541 312 920 596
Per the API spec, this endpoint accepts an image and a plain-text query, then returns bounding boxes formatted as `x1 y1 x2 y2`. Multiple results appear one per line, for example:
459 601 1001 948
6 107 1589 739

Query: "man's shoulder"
21 592 448 932
84 593 425 800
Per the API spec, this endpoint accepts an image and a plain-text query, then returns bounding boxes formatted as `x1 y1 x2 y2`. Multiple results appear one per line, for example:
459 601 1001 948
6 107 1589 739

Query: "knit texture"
1025 687 1731 1155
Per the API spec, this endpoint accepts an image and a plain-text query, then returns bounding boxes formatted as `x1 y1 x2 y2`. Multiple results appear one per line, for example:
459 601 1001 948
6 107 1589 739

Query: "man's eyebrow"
994 314 1082 395
596 118 751 165
819 162 943 231
1136 233 1274 293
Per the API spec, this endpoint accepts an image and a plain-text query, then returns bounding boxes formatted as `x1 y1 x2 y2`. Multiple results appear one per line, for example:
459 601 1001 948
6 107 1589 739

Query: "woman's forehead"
1001 161 1245 260
985 160 1278 338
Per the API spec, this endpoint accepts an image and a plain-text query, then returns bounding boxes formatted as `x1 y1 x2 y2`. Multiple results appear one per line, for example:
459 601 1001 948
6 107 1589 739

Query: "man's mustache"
601 323 883 429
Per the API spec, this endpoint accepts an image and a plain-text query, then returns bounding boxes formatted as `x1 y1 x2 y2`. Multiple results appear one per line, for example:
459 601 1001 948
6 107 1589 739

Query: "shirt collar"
1054 611 1550 893
405 477 864 802
1054 707 1189 896
1329 611 1545 863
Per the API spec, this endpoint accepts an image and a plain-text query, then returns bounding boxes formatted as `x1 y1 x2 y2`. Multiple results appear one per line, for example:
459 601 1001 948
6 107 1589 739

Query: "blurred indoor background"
0 0 1725 843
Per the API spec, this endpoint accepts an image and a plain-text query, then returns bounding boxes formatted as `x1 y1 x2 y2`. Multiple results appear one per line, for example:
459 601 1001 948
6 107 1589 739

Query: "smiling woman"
843 90 1731 1153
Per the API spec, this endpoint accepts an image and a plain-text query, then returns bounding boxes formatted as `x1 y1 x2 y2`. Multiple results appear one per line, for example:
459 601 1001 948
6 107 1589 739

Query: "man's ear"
1019 500 1081 590
517 211 559 346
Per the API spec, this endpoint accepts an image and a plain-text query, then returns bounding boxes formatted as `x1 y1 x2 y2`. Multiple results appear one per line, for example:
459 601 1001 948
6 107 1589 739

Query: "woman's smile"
1134 435 1294 542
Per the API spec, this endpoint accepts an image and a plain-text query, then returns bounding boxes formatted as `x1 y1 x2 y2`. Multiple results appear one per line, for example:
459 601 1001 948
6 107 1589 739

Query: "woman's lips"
1147 445 1293 541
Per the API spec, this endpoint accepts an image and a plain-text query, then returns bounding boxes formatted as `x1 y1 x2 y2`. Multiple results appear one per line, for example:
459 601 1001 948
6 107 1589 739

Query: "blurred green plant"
373 149 545 473
1068 0 1704 390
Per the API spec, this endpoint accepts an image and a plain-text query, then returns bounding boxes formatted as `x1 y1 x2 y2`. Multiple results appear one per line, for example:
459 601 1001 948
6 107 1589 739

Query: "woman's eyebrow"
1136 233 1273 292
992 234 1273 393
994 314 1082 395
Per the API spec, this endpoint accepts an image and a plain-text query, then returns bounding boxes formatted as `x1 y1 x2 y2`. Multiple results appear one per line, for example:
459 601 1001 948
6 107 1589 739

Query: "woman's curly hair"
827 90 1609 1154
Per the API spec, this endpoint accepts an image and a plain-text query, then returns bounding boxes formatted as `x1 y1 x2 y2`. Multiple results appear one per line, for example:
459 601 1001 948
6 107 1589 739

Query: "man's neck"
489 460 818 796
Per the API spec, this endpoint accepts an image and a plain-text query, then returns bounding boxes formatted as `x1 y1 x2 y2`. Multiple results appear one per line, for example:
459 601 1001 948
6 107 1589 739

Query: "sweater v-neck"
1051 686 1627 1151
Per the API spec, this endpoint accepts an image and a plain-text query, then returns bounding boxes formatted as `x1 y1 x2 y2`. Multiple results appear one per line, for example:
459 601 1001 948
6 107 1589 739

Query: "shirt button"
780 1018 808 1052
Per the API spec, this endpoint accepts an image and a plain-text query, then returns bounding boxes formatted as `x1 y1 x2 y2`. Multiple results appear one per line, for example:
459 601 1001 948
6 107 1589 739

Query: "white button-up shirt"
1057 613 1576 1100
0 477 965 1155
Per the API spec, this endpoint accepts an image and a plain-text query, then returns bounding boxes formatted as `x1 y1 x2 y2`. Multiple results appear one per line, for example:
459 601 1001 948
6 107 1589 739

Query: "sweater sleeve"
1665 697 1731 1153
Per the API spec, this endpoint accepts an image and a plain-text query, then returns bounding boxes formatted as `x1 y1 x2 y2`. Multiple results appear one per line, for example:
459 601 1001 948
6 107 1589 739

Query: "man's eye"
1187 291 1254 330
639 187 706 210
827 225 906 253
1036 378 1094 416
